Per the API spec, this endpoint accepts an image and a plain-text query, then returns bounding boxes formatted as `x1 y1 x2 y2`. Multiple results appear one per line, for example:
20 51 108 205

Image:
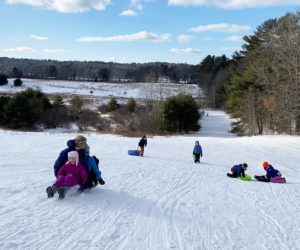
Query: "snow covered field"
0 79 201 105
0 111 300 250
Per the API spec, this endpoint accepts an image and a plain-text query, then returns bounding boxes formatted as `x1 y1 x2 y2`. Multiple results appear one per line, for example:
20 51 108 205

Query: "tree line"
0 58 199 84
223 11 300 135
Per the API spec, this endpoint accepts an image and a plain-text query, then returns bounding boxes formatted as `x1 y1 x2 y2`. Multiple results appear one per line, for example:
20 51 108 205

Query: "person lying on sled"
227 163 248 178
254 161 286 183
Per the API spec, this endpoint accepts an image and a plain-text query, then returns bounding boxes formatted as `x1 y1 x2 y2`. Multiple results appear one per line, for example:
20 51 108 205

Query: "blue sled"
128 150 140 156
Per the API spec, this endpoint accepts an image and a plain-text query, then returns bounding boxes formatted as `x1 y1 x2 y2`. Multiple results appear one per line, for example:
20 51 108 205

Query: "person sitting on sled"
227 163 248 178
53 135 105 186
193 141 203 163
138 136 147 157
46 151 88 199
254 161 286 183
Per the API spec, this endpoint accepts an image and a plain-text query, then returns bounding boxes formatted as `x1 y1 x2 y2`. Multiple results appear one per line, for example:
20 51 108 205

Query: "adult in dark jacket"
53 135 105 185
138 136 147 157
53 137 87 177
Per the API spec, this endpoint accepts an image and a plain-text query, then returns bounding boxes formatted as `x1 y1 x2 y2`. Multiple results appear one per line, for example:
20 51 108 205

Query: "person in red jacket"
46 151 88 199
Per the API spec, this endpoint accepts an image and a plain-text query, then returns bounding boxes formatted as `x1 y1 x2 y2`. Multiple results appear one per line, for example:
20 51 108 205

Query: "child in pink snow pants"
46 151 88 199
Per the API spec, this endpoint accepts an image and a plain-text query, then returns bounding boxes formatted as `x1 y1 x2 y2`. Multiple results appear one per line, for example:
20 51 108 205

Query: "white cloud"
171 48 200 54
77 31 171 42
120 9 138 16
177 35 193 43
6 0 111 13
44 49 66 53
189 23 251 33
30 34 48 40
136 3 143 10
168 0 300 9
224 35 243 41
5 46 38 52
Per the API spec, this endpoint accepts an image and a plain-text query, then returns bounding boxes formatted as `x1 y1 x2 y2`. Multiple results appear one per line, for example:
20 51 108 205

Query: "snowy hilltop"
0 111 299 249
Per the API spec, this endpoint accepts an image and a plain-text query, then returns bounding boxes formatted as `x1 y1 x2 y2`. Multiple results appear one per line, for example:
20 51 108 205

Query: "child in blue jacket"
193 141 203 163
227 163 248 178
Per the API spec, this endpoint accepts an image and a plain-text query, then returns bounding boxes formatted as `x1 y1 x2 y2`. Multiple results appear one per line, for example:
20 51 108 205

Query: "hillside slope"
0 111 299 249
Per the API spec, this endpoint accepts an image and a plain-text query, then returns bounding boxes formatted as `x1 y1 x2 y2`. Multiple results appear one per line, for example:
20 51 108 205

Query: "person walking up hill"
138 136 147 157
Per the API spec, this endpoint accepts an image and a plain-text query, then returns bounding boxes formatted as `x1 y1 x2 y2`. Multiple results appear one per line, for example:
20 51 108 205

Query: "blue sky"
0 0 299 64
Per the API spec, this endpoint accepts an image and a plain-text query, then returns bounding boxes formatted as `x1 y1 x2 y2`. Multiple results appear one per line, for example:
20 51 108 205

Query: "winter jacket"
193 145 202 155
53 140 89 177
231 164 245 178
138 138 147 147
265 165 281 180
55 162 88 187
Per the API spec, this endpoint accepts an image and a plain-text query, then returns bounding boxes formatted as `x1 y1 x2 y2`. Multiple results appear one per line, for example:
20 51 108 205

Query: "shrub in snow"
0 74 8 85
108 97 120 112
42 106 71 128
69 96 83 120
126 98 136 113
14 78 23 87
161 94 200 133
52 95 64 108
78 109 109 131
0 96 11 124
3 88 51 129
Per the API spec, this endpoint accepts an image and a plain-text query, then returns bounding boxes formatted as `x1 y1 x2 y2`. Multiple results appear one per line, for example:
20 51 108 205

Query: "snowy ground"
0 111 299 250
0 79 201 105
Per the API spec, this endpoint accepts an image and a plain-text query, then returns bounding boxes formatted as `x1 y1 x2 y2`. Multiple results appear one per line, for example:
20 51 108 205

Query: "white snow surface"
0 111 300 250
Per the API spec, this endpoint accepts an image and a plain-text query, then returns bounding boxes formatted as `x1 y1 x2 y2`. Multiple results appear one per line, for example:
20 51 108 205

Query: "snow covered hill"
0 111 299 250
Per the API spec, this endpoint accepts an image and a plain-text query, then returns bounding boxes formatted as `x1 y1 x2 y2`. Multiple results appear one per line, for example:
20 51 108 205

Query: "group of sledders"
46 135 106 199
227 161 286 183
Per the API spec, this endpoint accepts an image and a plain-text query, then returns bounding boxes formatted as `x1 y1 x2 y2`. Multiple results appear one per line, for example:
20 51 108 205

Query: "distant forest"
0 56 229 108
0 57 199 84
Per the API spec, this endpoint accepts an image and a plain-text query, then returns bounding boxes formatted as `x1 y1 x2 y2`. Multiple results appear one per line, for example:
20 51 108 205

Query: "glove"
200 153 203 157
99 179 105 185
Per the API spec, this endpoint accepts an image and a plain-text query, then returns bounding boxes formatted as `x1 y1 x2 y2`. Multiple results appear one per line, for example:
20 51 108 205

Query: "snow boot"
99 179 105 185
46 185 57 198
58 186 68 199
227 173 237 178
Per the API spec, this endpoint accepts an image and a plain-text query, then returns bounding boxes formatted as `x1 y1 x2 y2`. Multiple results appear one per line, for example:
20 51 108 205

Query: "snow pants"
254 175 270 182
227 173 238 178
55 175 79 188
140 147 144 156
194 153 200 163
88 156 102 180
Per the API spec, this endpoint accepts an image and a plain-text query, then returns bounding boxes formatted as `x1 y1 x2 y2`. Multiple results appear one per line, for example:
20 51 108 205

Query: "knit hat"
195 141 199 144
74 135 87 148
68 151 79 166
263 161 269 168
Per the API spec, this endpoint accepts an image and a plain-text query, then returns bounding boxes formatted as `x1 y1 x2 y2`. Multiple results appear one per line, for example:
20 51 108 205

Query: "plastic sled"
128 150 140 156
271 176 286 183
238 174 251 181
193 154 196 160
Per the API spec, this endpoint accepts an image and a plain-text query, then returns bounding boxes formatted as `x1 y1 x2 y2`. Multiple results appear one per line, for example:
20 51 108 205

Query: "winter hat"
75 135 87 148
243 163 248 168
263 161 269 168
68 151 79 166
195 141 199 144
